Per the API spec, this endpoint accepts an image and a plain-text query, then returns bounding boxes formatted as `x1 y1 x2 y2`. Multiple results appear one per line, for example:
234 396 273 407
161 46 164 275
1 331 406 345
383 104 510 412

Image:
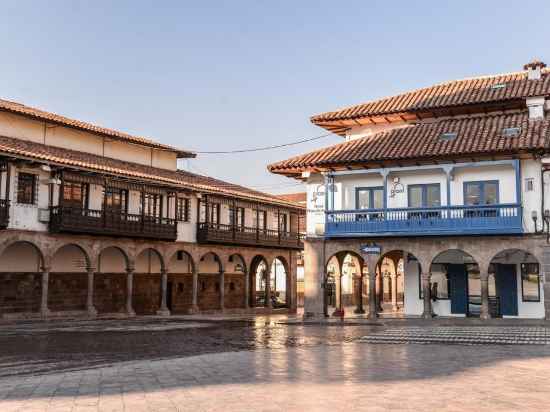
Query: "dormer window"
502 127 521 137
440 132 457 141
490 83 506 90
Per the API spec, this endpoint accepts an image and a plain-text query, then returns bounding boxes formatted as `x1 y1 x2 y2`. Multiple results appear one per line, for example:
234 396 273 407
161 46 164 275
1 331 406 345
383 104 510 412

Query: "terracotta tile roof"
0 134 301 210
311 66 550 128
277 192 307 204
0 99 195 158
269 111 550 175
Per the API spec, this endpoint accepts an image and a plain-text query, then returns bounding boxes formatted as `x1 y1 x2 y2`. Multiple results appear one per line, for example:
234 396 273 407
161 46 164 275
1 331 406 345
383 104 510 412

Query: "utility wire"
193 132 333 154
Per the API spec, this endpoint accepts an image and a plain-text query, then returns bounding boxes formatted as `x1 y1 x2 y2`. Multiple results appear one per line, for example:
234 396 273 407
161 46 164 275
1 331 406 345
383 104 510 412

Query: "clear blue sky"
1 1 549 194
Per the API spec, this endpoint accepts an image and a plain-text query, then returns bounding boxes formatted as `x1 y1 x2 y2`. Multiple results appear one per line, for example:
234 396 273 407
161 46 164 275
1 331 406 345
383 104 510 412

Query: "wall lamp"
532 209 550 242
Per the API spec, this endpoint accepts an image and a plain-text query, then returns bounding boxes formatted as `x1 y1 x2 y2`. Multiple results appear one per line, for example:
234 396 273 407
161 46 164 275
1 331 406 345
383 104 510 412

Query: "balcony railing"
197 222 304 249
50 206 177 241
0 199 9 228
326 204 522 237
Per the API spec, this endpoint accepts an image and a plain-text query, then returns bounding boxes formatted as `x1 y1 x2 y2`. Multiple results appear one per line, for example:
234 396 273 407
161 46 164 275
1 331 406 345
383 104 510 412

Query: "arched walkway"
270 257 289 308
0 241 44 315
198 252 222 310
430 249 480 317
225 254 246 309
375 251 404 313
95 246 129 314
166 250 195 313
489 249 542 318
49 244 89 312
325 251 364 317
133 248 164 315
250 255 269 308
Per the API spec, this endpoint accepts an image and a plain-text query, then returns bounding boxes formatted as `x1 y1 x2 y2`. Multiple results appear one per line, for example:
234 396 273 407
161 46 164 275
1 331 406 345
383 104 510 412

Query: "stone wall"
93 273 127 314
48 273 87 312
198 274 221 310
0 273 41 314
133 274 161 315
224 274 245 309
167 274 193 314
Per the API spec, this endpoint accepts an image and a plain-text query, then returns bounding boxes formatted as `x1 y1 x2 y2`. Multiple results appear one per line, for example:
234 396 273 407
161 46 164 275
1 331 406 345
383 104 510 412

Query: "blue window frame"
463 180 499 205
407 184 441 208
355 187 384 221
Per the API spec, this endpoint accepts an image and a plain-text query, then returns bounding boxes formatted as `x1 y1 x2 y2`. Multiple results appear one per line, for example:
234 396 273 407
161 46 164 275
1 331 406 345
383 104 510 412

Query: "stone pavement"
2 318 550 411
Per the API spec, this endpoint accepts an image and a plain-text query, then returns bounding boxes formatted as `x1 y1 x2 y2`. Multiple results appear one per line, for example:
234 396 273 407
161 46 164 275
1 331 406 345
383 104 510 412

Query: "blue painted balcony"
325 204 523 237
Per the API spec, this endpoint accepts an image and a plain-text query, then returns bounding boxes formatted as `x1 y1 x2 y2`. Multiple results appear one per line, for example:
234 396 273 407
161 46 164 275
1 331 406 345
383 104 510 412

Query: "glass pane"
426 185 440 207
372 189 383 209
409 187 422 208
465 183 481 205
357 190 370 209
522 273 539 301
484 182 498 205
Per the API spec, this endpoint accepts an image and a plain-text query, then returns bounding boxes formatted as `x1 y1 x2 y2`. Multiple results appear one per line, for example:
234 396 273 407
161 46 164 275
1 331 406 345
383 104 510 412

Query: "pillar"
542 246 550 320
86 266 97 316
367 269 377 319
157 269 170 316
190 267 199 313
376 272 384 311
303 238 325 319
421 272 433 319
391 272 398 312
332 273 342 316
266 268 272 309
40 266 50 318
244 268 250 309
480 271 491 320
220 270 225 311
354 274 365 314
126 266 136 316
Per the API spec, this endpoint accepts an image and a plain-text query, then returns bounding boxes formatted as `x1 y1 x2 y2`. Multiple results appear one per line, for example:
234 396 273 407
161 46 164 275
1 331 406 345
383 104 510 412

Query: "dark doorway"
449 264 468 315
495 264 518 316
166 281 173 312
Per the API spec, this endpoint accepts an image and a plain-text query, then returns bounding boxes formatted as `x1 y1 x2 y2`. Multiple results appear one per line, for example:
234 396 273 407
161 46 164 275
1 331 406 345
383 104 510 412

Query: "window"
408 184 441 208
229 206 245 229
63 181 88 208
209 203 220 225
253 210 267 230
356 187 384 210
104 188 128 213
440 132 457 141
464 181 499 206
521 263 540 302
525 178 534 192
279 213 288 233
502 127 521 138
176 197 190 222
142 193 162 218
427 264 451 299
17 173 36 205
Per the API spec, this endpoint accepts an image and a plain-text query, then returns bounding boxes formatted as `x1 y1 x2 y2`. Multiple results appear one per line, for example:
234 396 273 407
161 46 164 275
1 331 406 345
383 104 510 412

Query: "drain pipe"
541 167 550 239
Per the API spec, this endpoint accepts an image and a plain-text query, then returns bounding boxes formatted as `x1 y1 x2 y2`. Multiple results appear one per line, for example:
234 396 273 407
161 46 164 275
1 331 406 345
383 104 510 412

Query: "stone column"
332 273 341 316
542 246 550 320
266 268 272 309
157 269 170 316
86 267 97 316
244 269 250 309
367 270 377 319
391 272 398 312
190 268 199 313
40 266 50 318
126 266 136 316
376 273 384 312
219 270 225 311
303 238 325 319
354 274 365 314
480 271 491 320
421 272 433 319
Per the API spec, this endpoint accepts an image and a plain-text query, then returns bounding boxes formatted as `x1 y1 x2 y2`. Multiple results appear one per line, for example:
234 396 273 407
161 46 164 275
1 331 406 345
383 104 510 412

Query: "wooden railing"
197 222 304 249
50 206 177 240
0 199 8 228
326 204 522 237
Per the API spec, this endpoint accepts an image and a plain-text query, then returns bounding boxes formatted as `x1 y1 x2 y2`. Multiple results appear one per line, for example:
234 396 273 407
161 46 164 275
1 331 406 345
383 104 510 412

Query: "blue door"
495 264 518 316
449 264 468 314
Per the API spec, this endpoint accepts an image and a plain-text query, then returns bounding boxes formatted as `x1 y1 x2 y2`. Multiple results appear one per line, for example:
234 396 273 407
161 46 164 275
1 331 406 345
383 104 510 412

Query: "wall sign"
360 243 382 255
390 182 404 197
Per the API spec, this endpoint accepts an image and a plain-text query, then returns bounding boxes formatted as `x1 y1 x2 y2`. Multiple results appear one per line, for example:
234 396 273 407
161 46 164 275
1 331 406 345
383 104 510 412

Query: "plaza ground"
1 316 550 411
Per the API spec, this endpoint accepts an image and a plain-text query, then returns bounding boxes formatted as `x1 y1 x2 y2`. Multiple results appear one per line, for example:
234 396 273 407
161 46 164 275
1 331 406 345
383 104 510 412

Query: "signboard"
360 243 382 255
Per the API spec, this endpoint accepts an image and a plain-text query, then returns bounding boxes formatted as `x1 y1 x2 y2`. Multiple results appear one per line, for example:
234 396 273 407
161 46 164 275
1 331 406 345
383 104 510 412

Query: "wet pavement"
2 317 550 411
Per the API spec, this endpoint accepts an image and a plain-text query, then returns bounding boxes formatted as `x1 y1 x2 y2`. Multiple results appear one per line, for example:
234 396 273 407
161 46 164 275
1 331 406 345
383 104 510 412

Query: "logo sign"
390 182 404 198
360 243 382 255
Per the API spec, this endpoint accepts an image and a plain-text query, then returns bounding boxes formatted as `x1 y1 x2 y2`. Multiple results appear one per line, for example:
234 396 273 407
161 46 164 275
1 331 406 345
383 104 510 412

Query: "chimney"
524 59 546 80
527 96 545 120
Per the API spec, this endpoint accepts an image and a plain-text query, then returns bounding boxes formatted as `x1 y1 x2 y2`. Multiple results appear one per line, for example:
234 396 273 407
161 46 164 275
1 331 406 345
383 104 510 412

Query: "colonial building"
0 98 304 319
269 60 550 320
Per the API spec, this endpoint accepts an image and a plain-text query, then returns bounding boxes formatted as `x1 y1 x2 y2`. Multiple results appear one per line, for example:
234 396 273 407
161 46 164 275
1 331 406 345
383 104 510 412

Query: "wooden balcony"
197 222 304 249
50 206 177 241
326 204 523 237
0 199 9 228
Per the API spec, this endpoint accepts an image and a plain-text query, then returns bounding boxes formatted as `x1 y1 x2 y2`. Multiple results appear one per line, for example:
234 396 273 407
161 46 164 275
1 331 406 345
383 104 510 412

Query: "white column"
157 269 170 316
86 267 97 316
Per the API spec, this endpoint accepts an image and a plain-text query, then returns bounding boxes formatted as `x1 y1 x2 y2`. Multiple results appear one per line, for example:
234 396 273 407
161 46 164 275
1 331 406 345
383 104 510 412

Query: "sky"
1 1 549 194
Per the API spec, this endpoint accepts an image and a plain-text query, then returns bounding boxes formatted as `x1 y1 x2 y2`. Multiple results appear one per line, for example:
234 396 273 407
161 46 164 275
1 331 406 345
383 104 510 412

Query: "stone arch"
94 246 130 315
488 248 542 318
197 252 223 311
166 249 195 314
0 240 46 316
224 254 247 310
250 255 269 308
374 249 412 314
135 247 165 274
133 247 165 315
430 249 481 317
325 251 364 315
227 254 247 274
51 243 91 272
270 255 290 308
97 246 130 273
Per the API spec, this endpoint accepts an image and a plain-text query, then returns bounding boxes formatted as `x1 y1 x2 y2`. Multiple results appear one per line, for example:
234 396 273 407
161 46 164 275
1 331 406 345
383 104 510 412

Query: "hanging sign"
360 243 382 255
